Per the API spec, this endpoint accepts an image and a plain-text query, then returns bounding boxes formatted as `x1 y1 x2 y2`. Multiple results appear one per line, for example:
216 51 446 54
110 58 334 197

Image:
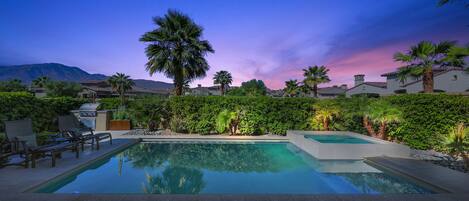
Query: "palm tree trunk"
313 84 318 98
120 92 125 106
220 84 225 96
175 85 183 96
378 121 387 140
363 117 376 137
423 68 434 93
323 118 329 131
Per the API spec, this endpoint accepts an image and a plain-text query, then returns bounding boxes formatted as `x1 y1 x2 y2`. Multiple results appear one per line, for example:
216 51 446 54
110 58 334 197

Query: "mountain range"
0 63 173 90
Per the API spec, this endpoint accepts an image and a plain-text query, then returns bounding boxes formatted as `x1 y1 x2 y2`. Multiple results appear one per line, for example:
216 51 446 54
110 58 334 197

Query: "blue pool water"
305 135 373 144
37 142 431 194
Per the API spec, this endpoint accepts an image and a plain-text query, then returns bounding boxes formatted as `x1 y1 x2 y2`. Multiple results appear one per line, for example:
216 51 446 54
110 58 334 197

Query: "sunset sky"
1 0 468 89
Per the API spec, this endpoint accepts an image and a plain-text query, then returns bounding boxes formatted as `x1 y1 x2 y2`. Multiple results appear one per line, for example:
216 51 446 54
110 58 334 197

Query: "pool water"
305 135 373 144
37 142 431 194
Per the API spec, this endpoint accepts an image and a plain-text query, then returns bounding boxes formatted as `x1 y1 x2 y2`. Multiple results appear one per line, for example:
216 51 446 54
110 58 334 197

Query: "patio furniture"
58 115 112 150
0 140 29 168
4 118 79 168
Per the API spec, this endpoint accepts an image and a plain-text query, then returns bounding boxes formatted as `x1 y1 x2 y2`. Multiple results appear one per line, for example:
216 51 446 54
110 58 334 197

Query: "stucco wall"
405 70 469 93
345 84 388 97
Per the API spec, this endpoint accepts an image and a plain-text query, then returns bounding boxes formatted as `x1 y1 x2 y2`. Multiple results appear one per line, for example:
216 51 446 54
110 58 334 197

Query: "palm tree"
107 73 135 105
302 65 331 98
32 76 50 88
313 100 340 131
213 70 232 95
284 79 299 97
140 10 214 96
364 100 402 140
393 41 467 93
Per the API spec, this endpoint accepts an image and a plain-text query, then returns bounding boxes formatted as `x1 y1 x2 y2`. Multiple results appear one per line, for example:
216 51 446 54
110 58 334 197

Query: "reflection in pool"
38 142 431 194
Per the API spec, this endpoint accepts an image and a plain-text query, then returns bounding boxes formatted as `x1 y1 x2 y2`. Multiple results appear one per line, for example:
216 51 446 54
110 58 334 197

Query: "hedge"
168 96 315 135
0 92 85 133
70 94 469 150
384 94 469 150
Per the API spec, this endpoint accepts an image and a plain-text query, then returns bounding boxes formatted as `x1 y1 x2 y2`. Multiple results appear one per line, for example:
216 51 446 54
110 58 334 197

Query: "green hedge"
0 92 85 133
94 94 469 150
384 94 469 150
168 96 315 135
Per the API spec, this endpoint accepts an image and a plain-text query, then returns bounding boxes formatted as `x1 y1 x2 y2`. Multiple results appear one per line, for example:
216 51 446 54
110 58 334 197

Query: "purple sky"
1 0 468 89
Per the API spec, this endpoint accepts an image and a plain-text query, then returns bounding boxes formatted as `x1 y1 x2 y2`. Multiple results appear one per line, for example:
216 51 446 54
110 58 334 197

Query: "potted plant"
110 107 131 130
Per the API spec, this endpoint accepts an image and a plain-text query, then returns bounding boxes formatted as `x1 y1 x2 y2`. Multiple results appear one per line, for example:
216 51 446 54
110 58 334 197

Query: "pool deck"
1 131 469 201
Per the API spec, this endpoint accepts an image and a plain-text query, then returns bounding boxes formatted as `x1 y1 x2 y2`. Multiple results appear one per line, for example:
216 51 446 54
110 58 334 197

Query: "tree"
0 79 28 92
313 100 340 131
364 100 402 140
302 65 331 98
213 70 232 96
140 10 214 96
394 41 468 93
32 76 50 88
284 79 300 97
227 79 267 96
45 81 82 97
107 73 135 106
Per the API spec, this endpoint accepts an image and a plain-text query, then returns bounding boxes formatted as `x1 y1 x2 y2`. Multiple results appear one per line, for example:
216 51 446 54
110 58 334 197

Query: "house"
316 85 347 99
188 84 222 96
346 67 469 97
80 80 170 99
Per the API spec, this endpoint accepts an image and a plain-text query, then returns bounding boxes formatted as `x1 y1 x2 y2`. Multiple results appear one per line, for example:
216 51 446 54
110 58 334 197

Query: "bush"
168 96 315 135
384 94 469 150
0 92 85 133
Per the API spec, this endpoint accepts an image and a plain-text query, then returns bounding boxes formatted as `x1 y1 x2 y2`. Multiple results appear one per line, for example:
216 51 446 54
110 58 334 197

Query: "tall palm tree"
107 73 135 105
393 41 467 93
364 100 402 140
302 65 331 98
283 79 299 97
140 10 214 96
213 70 232 95
32 76 50 88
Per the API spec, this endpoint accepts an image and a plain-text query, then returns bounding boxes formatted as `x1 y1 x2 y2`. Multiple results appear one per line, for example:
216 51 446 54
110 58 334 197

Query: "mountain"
0 63 173 90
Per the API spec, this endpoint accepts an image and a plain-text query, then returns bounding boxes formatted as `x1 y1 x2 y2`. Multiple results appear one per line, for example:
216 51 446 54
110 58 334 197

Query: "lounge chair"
4 118 79 168
58 115 112 150
0 140 29 168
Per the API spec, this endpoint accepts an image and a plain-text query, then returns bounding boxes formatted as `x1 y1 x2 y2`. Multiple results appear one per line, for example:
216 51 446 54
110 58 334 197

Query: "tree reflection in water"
120 142 304 194
143 166 205 194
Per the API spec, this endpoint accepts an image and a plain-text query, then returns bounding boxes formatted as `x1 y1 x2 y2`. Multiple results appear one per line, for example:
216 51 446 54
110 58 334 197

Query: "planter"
109 120 131 130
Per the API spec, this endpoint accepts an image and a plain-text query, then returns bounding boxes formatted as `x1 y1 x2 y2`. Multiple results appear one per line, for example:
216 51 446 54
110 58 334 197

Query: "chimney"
340 84 348 90
197 84 202 88
354 74 365 86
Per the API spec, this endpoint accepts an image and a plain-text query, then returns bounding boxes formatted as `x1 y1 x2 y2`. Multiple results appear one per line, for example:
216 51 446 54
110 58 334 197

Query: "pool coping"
287 130 412 160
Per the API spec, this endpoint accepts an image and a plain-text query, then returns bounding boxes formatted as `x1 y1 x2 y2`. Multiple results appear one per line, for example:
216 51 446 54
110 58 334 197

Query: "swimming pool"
305 135 373 144
36 142 431 194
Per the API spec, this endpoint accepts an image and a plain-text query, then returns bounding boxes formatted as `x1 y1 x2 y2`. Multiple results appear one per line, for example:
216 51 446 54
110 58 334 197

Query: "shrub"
0 92 84 132
385 94 469 150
